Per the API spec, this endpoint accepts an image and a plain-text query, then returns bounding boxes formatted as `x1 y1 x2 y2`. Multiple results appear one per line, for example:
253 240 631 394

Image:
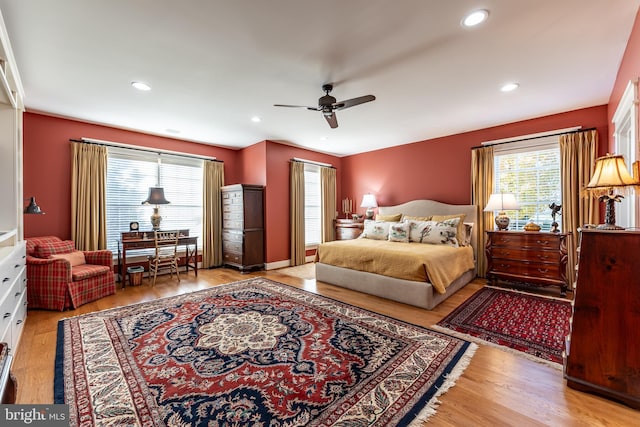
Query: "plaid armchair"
26 236 116 311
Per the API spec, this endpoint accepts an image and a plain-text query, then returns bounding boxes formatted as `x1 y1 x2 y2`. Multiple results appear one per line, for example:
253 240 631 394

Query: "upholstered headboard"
378 200 479 259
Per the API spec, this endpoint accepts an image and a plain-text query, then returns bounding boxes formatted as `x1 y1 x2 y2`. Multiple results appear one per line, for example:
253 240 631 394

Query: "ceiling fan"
274 84 375 129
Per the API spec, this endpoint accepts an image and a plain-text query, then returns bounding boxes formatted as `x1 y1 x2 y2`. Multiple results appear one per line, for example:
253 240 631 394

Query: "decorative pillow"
34 240 75 258
361 220 393 240
51 251 86 266
461 222 474 247
375 213 402 222
431 214 467 245
408 219 460 247
403 215 432 222
388 222 409 242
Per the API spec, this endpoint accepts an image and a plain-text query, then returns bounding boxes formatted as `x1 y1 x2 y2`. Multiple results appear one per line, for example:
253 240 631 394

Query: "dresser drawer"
223 252 243 265
490 259 562 280
490 232 561 249
491 247 560 262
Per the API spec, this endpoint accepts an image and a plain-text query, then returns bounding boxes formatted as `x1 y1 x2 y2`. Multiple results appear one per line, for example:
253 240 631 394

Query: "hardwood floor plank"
11 265 639 425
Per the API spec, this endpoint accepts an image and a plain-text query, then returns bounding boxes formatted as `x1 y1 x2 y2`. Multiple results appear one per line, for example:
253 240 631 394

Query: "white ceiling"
1 1 638 156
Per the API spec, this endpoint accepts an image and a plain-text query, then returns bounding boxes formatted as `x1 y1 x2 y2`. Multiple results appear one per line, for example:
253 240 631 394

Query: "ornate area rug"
432 286 571 367
55 277 476 426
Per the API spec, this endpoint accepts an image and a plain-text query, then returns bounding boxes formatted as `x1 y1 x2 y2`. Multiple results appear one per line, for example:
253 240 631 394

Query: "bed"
315 200 478 309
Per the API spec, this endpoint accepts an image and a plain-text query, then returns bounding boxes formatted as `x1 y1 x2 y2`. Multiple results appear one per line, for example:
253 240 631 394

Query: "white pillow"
388 222 409 242
361 220 392 240
408 219 460 247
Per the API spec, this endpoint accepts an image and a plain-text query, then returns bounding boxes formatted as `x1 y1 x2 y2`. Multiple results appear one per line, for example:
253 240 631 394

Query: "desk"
118 230 198 287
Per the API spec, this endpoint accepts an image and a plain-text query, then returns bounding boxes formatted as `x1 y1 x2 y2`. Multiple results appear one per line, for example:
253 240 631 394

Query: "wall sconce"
484 193 519 230
584 154 639 230
360 193 378 220
142 187 170 230
24 197 45 214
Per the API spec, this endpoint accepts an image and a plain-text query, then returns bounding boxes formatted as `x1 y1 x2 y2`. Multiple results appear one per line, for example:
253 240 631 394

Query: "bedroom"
1 1 639 425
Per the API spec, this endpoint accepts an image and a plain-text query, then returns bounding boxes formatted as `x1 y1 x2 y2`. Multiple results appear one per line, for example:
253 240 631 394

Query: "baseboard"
265 256 315 270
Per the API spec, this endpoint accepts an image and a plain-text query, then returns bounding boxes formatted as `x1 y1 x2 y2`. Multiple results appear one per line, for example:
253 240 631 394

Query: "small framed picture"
129 221 139 232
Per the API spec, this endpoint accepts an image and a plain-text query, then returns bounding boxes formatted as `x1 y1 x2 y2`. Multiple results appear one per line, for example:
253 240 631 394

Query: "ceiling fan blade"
324 113 338 129
334 95 376 110
273 104 317 109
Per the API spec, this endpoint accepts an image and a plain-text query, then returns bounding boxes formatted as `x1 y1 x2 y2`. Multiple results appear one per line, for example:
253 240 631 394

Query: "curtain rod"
470 127 596 150
71 137 222 162
291 157 335 169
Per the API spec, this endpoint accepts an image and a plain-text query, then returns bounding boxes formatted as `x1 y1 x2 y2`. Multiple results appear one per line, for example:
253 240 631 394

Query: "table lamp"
584 154 639 230
142 187 170 230
24 197 45 214
360 193 378 220
484 193 519 230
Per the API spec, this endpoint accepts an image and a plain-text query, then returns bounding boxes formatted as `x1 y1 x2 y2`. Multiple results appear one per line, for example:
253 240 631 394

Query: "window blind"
106 147 204 254
304 163 321 247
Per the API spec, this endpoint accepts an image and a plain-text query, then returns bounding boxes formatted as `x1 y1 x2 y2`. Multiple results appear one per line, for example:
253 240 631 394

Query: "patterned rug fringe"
409 343 478 426
430 325 562 370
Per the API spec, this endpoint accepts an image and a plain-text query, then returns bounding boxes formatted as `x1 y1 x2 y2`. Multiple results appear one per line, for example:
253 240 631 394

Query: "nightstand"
334 219 364 240
485 230 570 296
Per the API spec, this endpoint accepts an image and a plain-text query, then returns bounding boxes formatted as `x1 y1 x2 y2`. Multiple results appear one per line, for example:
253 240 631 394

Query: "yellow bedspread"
316 239 475 294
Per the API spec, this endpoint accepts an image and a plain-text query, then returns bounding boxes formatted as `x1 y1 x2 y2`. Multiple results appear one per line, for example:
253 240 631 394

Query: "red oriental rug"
55 278 476 426
432 286 571 367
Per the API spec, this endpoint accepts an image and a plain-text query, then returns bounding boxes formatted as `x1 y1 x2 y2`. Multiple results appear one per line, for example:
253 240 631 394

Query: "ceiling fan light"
462 10 489 28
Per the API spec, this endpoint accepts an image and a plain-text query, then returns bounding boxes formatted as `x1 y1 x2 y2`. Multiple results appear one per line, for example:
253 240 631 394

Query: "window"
106 147 203 255
304 163 321 247
492 136 561 231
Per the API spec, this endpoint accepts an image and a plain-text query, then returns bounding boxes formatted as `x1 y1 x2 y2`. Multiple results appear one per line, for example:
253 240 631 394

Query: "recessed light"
462 9 489 28
501 82 520 92
320 136 328 141
251 116 261 123
131 81 151 91
165 129 180 134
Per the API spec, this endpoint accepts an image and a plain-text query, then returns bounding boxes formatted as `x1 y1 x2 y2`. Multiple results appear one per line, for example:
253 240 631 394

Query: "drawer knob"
537 268 549 273
14 292 21 297
3 313 10 319
15 319 22 325
536 240 550 245
2 277 8 283
14 264 20 269
537 255 550 260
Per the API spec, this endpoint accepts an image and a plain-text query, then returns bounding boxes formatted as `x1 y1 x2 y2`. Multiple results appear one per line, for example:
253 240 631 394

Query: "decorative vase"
150 207 162 230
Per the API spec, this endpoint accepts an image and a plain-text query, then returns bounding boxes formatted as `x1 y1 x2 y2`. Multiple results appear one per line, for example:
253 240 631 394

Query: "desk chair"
148 230 180 286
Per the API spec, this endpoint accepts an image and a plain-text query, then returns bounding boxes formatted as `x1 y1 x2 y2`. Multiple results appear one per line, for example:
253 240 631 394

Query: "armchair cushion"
33 240 74 258
71 264 111 281
51 251 86 266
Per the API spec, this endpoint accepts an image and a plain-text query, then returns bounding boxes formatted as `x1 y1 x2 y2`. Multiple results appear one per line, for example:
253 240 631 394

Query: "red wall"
608 6 640 151
341 106 609 211
236 141 267 186
23 112 239 239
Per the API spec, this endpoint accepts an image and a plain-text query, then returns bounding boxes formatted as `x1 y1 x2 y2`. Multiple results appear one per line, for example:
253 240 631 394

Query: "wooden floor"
13 265 638 426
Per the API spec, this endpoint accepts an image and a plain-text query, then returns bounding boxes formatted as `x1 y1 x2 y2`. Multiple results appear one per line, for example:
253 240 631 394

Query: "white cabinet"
0 8 26 364
0 237 26 353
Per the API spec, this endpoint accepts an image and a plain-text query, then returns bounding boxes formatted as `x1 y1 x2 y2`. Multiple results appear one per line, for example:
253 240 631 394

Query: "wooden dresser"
334 219 364 240
221 184 264 272
485 231 570 296
564 229 640 409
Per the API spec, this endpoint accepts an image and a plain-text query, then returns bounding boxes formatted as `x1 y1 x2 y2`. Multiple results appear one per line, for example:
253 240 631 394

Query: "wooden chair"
148 230 180 286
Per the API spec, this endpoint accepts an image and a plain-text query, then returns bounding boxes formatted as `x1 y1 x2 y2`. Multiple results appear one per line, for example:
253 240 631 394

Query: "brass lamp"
484 193 519 230
142 187 170 230
360 193 378 220
584 154 640 230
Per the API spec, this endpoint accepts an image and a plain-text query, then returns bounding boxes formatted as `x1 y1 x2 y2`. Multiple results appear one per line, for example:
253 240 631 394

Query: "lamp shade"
483 193 519 212
585 154 639 195
360 193 378 208
142 187 170 205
